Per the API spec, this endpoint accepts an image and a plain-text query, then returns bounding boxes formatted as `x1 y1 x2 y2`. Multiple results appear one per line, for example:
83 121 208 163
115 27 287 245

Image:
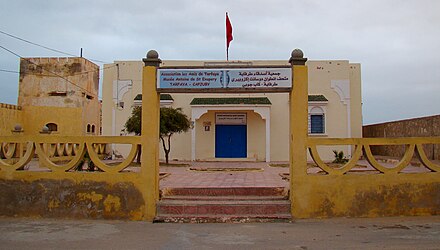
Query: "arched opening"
190 103 271 162
45 123 58 132
87 124 91 133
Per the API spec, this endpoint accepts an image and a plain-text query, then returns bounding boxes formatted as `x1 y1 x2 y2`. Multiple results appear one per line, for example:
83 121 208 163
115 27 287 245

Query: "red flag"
226 12 233 60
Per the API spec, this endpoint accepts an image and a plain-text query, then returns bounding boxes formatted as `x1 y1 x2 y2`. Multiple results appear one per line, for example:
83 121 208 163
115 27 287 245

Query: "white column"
346 99 352 155
254 107 271 163
191 107 209 162
265 115 271 162
111 107 116 156
331 80 352 156
191 122 196 161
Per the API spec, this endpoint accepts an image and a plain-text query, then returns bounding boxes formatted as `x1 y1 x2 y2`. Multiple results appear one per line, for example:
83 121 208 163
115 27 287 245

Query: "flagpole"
226 12 229 61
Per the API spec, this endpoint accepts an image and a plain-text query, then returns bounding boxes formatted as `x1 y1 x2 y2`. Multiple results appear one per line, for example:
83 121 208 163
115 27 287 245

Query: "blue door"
215 125 247 158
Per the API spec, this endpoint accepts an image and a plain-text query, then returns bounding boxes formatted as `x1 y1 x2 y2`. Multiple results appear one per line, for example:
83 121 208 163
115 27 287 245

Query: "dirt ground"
0 216 439 249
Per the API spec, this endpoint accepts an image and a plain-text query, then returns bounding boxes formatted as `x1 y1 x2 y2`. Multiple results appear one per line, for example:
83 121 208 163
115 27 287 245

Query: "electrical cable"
0 64 116 76
0 29 110 64
0 69 19 74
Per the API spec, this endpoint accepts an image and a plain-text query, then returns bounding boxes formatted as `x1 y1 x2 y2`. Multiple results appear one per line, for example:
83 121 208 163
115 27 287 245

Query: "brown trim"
158 65 291 69
157 87 292 93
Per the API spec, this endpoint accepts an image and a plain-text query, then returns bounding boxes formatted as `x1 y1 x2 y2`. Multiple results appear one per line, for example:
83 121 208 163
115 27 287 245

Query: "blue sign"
157 68 291 90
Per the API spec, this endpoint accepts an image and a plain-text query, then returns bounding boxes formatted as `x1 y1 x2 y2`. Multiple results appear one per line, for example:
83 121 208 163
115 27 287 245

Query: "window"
45 123 58 132
87 124 91 133
310 114 325 134
48 91 67 96
91 124 95 134
308 106 325 134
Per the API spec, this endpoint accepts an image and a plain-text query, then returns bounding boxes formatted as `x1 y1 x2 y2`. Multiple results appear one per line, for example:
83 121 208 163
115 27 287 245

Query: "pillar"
289 49 308 207
191 121 196 161
141 50 161 221
265 115 271 162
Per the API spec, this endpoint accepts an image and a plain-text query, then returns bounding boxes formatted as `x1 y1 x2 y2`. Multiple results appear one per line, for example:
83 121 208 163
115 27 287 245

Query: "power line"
0 45 100 98
0 64 116 76
0 30 76 57
0 29 110 64
0 45 21 58
71 64 116 75
0 69 19 74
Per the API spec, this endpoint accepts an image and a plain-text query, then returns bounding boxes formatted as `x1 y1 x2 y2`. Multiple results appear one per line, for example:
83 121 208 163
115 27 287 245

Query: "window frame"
308 104 327 136
310 114 325 134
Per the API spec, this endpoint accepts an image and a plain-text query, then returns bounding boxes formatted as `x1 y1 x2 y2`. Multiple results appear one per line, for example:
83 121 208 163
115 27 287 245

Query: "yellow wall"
292 172 440 218
0 104 23 136
0 135 148 220
18 57 100 136
0 104 85 136
22 106 83 136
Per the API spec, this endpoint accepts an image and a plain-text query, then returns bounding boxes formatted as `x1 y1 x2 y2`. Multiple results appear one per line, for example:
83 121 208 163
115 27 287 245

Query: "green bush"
332 150 348 164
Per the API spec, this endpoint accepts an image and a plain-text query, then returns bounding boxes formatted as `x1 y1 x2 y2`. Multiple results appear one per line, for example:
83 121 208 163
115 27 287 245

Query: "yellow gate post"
289 49 308 217
141 50 161 221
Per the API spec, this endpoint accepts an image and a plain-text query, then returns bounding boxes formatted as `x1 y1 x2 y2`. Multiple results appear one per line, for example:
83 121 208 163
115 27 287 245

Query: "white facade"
101 59 362 162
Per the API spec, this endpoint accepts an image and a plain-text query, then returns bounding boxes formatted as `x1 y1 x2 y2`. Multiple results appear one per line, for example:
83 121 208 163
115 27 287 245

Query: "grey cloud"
0 0 439 124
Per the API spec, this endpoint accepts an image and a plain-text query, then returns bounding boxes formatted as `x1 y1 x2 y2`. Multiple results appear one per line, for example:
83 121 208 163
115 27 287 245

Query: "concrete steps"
161 187 288 196
155 187 291 223
162 195 288 201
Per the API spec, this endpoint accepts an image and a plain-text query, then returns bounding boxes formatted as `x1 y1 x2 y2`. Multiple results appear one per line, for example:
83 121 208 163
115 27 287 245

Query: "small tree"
160 107 191 164
124 106 142 163
124 106 191 164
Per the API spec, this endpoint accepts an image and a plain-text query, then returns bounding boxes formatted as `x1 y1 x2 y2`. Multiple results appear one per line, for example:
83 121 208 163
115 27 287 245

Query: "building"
102 59 362 162
0 57 100 136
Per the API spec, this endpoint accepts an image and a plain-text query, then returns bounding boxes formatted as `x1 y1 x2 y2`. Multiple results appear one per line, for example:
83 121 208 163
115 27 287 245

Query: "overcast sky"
0 0 439 124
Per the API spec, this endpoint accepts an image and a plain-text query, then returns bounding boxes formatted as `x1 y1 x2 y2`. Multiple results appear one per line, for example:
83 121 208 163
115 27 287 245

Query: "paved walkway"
1 216 439 249
159 159 433 190
160 161 289 189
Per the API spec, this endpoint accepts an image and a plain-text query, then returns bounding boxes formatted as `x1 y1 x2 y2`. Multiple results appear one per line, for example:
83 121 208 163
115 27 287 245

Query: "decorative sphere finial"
146 50 159 59
289 49 307 65
291 49 304 59
143 50 162 66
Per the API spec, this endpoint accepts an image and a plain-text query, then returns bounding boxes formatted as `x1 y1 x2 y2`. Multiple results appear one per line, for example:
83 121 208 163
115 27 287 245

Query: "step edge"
161 196 289 201
157 200 292 205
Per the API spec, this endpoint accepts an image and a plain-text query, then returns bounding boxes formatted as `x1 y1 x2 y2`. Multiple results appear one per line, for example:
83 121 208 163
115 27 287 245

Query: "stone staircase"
155 187 291 223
